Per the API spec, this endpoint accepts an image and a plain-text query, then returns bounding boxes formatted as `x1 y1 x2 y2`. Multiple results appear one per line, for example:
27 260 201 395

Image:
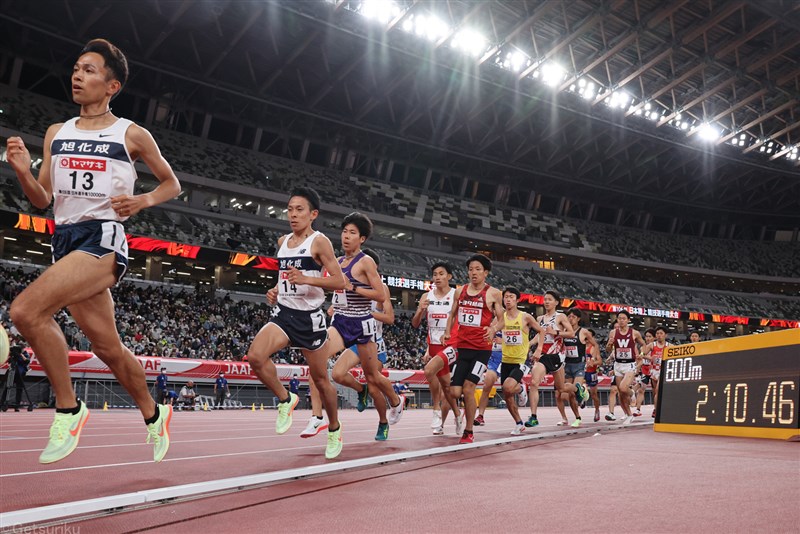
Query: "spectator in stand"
178 381 197 410
214 372 230 409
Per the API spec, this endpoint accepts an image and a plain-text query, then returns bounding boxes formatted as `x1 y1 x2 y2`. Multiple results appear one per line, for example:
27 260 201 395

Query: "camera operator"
1 345 31 411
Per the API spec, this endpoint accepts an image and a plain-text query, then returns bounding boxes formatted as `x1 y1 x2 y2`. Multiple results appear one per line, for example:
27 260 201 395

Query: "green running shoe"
146 404 173 462
524 414 539 428
39 401 90 464
357 382 369 412
276 392 299 434
375 422 389 441
326 423 343 459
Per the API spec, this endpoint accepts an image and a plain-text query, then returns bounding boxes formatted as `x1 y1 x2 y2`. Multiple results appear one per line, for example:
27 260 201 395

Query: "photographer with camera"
1 344 33 411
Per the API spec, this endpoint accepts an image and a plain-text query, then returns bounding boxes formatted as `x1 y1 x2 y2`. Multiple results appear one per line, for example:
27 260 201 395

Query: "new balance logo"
312 339 321 347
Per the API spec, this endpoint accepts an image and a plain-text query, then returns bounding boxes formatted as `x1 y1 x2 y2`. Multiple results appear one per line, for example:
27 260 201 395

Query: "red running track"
1 406 798 532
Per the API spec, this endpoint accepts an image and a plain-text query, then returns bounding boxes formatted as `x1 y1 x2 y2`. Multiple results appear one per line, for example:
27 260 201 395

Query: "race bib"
99 221 128 257
279 271 309 297
331 289 347 307
458 306 482 327
442 346 458 365
504 329 523 346
310 309 327 332
53 156 112 199
361 318 376 337
564 345 579 358
617 347 633 359
376 338 386 354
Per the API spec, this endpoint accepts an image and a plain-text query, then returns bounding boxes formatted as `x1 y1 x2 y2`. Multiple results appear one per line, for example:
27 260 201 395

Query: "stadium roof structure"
2 0 800 226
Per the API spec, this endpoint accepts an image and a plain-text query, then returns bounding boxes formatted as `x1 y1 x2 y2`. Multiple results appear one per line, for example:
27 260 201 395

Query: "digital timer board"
654 329 799 440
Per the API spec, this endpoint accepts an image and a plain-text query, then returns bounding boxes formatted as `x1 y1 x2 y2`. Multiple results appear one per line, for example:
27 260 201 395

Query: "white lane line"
0 424 438 454
0 422 650 528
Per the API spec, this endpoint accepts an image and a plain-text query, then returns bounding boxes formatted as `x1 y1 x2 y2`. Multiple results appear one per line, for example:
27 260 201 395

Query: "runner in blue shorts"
474 331 503 426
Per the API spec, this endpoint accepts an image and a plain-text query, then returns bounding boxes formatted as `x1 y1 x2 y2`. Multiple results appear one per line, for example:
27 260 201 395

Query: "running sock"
314 416 323 421
516 420 523 425
56 400 81 415
144 403 160 425
329 424 340 432
279 394 291 403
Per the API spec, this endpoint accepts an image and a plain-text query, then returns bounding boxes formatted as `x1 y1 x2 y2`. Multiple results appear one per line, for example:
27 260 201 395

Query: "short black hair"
544 289 560 302
617 310 631 319
567 307 583 322
465 253 492 272
656 325 668 334
341 212 373 240
289 186 321 211
362 247 380 267
587 328 596 336
644 328 656 337
431 261 452 275
81 39 129 92
503 287 521 299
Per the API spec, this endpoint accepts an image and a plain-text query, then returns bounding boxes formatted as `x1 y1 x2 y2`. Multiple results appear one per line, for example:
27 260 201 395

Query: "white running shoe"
623 415 634 425
605 413 617 421
556 419 569 426
431 410 442 429
510 424 526 436
455 411 464 435
432 425 444 435
388 395 405 425
300 416 328 438
518 385 528 407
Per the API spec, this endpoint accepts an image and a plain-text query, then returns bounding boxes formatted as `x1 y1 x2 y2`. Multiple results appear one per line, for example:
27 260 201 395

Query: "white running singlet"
276 231 325 310
50 117 137 225
426 287 456 345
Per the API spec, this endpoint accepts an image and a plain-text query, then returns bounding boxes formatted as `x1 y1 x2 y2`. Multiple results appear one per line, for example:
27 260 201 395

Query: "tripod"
0 361 35 412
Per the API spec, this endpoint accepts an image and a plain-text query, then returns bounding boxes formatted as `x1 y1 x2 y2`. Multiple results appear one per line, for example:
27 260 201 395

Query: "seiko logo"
666 345 696 357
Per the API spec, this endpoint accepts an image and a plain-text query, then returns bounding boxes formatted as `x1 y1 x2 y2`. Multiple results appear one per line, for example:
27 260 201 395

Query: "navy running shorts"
51 219 128 282
269 304 328 351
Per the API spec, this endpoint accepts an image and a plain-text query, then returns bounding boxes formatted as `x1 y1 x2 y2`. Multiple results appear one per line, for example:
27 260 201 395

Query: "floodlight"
540 62 564 86
452 29 487 56
697 123 720 141
360 0 400 24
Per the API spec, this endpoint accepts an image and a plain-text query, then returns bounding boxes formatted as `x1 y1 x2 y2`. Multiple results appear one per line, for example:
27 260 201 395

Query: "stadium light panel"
359 0 401 24
451 29 487 57
697 123 720 141
413 14 449 41
539 62 565 86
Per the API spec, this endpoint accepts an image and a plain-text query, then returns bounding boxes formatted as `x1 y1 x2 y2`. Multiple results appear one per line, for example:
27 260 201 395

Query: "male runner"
641 325 669 417
560 307 600 427
498 288 543 435
255 187 347 459
632 328 655 416
605 310 646 425
414 262 462 436
6 39 181 463
331 247 400 441
442 254 504 444
526 290 587 427
474 330 502 426
326 213 404 442
583 328 604 422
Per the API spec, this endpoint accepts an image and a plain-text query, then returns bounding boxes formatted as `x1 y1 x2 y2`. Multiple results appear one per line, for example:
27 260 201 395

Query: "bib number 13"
70 170 94 190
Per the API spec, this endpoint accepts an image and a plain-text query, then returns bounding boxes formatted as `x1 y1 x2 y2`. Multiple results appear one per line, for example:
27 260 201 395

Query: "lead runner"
6 39 181 463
